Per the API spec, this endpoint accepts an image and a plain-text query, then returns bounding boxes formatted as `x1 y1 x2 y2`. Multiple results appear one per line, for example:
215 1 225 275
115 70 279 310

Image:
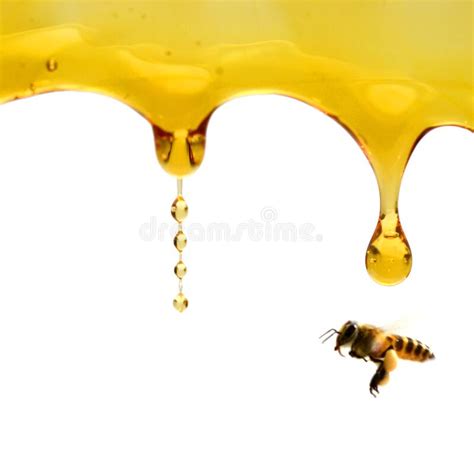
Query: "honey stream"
1 1 473 285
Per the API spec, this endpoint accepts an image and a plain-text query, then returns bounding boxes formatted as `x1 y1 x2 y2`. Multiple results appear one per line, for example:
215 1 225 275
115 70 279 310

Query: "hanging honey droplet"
174 231 187 252
153 122 208 177
171 195 188 223
174 260 187 279
173 293 189 313
365 211 412 285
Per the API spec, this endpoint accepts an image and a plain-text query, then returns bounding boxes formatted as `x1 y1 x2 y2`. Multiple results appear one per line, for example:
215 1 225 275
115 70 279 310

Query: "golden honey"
171 195 189 223
1 1 473 286
174 261 187 280
174 231 187 252
173 292 189 313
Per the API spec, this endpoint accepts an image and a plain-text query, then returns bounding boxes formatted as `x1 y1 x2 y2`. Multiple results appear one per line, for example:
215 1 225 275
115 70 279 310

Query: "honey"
1 1 472 285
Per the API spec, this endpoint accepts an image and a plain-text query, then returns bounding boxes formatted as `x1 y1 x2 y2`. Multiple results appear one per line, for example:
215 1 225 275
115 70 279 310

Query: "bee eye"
344 324 356 338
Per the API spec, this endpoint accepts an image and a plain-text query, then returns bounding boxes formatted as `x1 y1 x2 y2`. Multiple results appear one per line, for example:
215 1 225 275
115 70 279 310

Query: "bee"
320 321 435 397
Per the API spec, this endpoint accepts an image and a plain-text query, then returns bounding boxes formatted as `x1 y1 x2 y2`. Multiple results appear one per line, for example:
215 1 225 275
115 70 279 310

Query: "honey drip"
171 179 189 312
1 1 473 285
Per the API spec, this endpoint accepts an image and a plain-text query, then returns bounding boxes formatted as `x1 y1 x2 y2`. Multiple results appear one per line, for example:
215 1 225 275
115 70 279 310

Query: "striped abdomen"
387 335 435 362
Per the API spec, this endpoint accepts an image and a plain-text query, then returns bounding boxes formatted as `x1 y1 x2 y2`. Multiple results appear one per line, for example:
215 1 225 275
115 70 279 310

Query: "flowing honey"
0 1 473 286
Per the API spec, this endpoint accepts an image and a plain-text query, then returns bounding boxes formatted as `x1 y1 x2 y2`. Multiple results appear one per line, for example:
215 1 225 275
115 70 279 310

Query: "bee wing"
380 311 427 335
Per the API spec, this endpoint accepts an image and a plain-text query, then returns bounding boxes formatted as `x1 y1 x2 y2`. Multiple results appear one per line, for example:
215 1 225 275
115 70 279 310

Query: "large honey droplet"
153 123 207 177
171 195 188 223
173 293 189 313
366 212 412 285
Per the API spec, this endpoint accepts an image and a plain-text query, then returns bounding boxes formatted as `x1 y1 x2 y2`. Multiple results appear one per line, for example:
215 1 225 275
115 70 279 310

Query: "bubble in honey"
46 58 58 72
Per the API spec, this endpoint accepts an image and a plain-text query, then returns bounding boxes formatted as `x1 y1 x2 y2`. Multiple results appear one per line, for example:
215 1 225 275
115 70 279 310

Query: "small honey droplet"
46 58 58 72
174 231 187 252
174 261 187 279
171 195 188 222
173 293 188 312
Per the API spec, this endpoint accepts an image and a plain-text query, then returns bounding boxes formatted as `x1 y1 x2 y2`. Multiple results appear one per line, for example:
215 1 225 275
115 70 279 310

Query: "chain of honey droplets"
171 179 189 312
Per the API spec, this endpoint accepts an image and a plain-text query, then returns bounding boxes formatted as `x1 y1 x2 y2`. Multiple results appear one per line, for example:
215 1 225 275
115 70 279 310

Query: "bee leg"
369 363 387 398
349 350 368 362
383 345 394 356
382 348 398 372
369 348 397 396
369 346 394 364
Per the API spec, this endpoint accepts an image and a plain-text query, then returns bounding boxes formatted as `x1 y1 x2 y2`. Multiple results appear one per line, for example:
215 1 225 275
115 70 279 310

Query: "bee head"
334 321 359 355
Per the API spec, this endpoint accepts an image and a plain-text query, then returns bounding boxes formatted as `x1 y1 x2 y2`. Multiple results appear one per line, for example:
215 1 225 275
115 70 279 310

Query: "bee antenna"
319 328 340 343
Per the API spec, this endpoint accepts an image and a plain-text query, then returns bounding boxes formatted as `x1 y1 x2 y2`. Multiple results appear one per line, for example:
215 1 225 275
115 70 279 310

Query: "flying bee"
320 321 435 397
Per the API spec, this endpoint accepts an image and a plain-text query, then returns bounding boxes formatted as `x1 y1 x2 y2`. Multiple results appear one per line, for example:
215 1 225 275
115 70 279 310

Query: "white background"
0 92 473 459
